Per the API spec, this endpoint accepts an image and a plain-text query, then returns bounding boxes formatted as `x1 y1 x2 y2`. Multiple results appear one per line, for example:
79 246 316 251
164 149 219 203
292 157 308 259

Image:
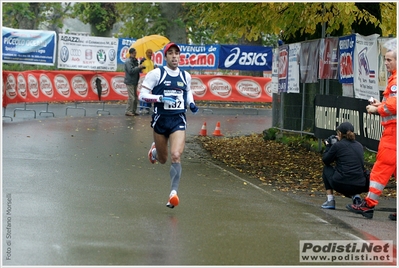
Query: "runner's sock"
170 163 182 192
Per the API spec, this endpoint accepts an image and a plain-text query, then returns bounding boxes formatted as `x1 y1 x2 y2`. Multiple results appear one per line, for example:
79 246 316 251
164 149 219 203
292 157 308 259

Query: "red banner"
187 75 272 102
2 70 272 107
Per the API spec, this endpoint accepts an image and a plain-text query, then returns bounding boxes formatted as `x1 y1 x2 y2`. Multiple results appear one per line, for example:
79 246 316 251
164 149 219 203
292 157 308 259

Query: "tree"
352 3 382 36
158 3 187 43
71 3 118 37
2 2 70 31
115 2 188 43
115 2 166 38
189 2 396 44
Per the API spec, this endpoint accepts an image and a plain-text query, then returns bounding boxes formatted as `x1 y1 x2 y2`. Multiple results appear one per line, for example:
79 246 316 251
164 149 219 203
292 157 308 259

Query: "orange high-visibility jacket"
366 70 397 206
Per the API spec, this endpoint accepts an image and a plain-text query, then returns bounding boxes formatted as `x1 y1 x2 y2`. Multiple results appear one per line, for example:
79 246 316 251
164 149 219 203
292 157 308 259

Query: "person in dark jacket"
321 122 369 209
124 48 145 116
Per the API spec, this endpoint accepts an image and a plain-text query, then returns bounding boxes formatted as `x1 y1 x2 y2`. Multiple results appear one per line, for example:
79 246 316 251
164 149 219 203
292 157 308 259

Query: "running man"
139 42 199 208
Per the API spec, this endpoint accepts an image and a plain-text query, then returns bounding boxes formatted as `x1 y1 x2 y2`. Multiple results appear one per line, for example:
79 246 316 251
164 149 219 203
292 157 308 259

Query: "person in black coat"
321 122 369 209
124 48 145 116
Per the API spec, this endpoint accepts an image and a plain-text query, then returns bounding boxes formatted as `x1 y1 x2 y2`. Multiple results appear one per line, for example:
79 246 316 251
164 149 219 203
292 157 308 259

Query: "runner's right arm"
139 69 162 103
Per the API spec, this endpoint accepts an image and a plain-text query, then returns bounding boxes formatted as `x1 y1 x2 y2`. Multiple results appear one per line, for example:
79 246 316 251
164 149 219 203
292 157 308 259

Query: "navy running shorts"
151 113 187 137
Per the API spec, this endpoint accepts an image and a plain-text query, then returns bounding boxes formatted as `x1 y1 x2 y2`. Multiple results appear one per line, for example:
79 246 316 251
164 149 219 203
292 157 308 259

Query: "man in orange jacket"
347 48 397 219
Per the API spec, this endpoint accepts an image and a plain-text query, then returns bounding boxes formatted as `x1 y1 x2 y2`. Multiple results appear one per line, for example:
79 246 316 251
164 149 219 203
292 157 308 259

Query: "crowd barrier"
2 70 272 118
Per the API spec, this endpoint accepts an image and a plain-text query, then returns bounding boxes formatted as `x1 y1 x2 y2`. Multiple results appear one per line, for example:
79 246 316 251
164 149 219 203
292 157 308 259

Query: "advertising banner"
187 75 272 102
3 70 126 105
314 94 381 151
176 44 219 70
117 38 136 64
299 40 320 83
3 71 273 107
319 37 339 79
278 45 289 93
2 27 56 65
288 43 301 93
57 34 118 71
271 48 279 94
218 45 273 71
338 34 356 84
353 34 380 101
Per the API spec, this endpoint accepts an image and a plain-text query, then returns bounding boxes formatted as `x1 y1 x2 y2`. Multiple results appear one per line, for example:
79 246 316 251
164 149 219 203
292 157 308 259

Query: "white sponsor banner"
288 43 301 93
271 48 279 94
353 33 380 101
57 34 118 71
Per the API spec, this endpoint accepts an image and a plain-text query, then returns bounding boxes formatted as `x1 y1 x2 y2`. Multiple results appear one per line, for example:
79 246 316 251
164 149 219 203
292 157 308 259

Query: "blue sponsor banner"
172 44 219 70
338 34 356 84
218 45 273 71
117 38 136 64
2 27 56 65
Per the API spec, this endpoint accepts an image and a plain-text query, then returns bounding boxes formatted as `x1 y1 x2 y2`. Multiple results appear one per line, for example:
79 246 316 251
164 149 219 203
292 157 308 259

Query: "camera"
140 58 146 64
325 135 338 146
368 97 375 104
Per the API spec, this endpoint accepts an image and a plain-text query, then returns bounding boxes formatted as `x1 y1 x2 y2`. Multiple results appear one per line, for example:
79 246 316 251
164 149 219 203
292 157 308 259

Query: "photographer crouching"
321 122 369 210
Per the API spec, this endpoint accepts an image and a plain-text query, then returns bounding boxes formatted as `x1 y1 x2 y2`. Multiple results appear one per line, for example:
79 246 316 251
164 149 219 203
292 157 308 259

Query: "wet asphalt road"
2 103 397 266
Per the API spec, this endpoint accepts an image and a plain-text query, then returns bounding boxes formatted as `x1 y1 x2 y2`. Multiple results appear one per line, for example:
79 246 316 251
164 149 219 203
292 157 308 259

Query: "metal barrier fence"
272 79 345 136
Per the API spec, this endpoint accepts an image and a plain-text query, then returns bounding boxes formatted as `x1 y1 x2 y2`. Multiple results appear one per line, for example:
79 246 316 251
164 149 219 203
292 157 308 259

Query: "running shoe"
166 194 179 209
389 213 396 221
346 200 374 219
148 142 157 164
321 200 335 209
352 196 362 206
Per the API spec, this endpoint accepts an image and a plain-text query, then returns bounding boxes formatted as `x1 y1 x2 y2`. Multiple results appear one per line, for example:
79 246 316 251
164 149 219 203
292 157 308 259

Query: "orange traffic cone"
212 121 223 136
199 122 207 136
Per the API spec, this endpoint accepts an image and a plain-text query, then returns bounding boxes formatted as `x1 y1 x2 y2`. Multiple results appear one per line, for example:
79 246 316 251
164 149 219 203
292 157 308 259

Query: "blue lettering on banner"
2 27 56 65
218 45 273 71
169 44 220 70
117 38 136 64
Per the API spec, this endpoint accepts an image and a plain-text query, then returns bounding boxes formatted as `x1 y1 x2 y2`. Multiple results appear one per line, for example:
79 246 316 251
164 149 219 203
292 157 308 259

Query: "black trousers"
322 166 368 197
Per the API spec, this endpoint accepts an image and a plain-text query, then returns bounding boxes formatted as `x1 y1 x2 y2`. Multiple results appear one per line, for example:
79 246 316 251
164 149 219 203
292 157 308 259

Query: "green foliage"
2 2 70 30
275 132 376 165
114 3 167 38
188 3 396 44
263 127 279 141
3 3 38 28
3 63 56 71
72 3 117 35
364 149 377 164
380 3 397 36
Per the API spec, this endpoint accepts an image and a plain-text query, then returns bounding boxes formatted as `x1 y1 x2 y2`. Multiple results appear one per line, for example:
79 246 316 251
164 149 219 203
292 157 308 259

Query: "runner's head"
164 43 180 70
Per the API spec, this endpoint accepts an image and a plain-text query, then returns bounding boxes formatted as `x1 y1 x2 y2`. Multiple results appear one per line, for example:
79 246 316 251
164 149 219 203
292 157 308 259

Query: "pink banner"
3 70 272 107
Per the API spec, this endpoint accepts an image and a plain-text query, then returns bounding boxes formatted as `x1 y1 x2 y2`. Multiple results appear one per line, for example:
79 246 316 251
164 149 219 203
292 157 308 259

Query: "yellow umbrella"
127 35 170 59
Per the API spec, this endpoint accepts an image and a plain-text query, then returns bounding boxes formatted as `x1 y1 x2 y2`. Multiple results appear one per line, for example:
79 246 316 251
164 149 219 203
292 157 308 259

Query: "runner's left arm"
185 73 195 105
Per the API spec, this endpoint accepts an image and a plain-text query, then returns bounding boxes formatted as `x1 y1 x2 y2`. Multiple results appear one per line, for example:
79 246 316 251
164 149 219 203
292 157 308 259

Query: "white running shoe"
148 142 157 164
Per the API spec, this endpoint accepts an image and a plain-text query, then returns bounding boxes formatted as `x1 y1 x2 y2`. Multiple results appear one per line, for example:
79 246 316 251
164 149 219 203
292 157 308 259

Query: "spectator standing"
321 122 369 210
347 48 397 220
124 48 145 116
138 43 199 208
140 49 156 114
141 49 156 74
